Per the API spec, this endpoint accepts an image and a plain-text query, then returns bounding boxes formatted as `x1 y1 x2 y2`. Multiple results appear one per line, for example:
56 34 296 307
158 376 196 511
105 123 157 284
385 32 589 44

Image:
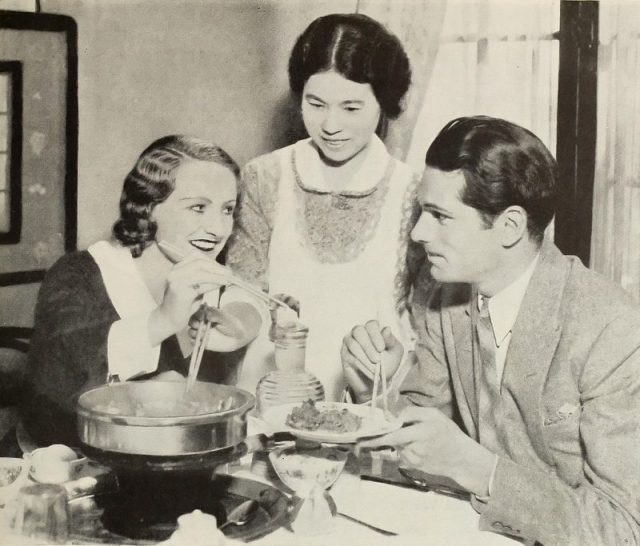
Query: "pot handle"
232 432 296 460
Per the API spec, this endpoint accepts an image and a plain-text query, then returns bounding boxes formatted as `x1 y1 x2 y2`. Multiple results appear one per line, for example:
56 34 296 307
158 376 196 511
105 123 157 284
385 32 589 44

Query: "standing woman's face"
152 159 237 260
301 70 381 164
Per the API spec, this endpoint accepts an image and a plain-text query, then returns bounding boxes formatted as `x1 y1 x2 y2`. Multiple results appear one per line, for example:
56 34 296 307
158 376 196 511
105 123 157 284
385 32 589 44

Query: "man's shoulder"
560 253 640 325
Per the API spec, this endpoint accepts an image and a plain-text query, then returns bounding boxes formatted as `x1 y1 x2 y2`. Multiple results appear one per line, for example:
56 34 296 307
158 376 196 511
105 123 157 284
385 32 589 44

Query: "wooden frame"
555 0 599 265
0 10 77 287
0 60 22 245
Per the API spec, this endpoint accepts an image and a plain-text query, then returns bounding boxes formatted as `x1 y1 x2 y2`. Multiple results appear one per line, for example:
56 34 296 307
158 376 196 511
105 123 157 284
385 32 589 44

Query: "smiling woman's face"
301 70 381 164
152 159 237 260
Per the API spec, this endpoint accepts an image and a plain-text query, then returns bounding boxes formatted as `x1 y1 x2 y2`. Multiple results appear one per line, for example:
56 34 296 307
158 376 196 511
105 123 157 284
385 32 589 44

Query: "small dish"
262 402 401 444
0 457 29 506
26 444 88 484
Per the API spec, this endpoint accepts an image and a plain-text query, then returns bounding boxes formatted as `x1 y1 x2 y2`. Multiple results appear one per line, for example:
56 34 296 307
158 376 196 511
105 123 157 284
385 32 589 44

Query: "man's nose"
411 214 431 243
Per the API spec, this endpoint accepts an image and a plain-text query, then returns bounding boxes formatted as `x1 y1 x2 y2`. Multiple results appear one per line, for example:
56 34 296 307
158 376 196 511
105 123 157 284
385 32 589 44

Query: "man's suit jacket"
400 239 640 545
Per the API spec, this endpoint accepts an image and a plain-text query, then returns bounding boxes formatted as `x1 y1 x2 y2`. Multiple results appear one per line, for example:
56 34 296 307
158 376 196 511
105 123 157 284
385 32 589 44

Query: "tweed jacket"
400 239 640 545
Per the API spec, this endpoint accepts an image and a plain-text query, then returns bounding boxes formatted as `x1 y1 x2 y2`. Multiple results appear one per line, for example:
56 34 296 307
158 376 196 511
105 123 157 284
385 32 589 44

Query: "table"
231 466 517 546
0 417 519 546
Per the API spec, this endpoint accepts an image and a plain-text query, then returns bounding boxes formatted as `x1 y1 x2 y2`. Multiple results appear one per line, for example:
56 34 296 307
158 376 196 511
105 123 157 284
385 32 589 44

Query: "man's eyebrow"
422 202 453 215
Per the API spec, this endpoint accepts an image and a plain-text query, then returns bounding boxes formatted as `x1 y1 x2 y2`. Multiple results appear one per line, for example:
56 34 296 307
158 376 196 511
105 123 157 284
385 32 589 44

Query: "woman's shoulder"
241 141 307 197
42 249 100 290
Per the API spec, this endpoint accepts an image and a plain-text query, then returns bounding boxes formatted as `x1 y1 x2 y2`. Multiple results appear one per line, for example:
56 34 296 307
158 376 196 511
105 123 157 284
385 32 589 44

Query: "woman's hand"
188 301 261 353
341 320 404 402
148 254 235 345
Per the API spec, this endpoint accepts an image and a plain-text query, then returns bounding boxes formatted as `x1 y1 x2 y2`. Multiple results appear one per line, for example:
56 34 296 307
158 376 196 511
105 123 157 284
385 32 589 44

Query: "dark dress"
23 251 244 447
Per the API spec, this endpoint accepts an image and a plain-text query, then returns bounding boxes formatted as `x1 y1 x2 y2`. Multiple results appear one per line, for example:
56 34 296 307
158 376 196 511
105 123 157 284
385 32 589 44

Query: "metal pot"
76 381 255 463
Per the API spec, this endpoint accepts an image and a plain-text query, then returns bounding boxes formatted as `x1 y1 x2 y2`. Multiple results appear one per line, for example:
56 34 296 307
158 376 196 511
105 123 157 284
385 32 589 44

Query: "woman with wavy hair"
227 13 422 401
24 135 262 446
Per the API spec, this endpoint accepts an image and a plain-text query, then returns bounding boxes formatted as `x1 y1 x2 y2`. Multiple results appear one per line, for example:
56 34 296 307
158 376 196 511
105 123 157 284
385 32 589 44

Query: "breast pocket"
542 405 583 484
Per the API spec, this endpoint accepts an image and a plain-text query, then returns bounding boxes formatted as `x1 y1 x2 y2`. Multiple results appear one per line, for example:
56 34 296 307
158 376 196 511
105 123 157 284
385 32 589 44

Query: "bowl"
0 457 29 506
27 444 88 484
76 381 255 458
268 445 348 495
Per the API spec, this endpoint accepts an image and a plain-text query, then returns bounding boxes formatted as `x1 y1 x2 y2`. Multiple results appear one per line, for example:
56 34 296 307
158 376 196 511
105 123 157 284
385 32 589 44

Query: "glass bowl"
268 444 348 535
268 444 348 495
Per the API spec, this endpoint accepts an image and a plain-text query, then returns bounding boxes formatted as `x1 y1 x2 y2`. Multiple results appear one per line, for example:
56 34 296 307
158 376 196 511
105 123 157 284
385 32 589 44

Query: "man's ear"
496 206 527 248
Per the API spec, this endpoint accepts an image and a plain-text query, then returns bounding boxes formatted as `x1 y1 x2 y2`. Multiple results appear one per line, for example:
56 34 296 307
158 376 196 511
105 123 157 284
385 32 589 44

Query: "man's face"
411 167 502 285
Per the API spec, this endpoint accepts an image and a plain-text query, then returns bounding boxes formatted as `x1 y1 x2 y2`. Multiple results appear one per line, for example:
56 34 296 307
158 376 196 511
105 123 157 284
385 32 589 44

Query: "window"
0 62 22 244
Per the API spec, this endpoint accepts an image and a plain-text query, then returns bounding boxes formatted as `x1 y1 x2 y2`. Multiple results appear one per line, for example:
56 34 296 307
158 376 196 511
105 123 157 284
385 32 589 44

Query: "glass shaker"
256 321 324 416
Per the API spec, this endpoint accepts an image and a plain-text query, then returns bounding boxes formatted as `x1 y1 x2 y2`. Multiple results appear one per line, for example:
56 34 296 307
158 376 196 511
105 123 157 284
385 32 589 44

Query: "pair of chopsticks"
370 358 389 417
185 313 212 393
157 240 292 313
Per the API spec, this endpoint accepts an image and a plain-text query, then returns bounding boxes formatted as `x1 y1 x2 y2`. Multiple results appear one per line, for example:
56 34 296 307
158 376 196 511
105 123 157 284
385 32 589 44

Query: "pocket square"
543 402 580 426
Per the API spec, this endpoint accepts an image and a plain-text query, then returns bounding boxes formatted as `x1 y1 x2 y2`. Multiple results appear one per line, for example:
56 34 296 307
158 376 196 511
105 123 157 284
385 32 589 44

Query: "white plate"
261 402 401 444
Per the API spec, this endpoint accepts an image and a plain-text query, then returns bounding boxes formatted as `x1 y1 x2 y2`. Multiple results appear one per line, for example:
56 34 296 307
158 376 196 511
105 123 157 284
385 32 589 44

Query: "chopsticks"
370 358 389 417
185 313 212 393
157 240 292 313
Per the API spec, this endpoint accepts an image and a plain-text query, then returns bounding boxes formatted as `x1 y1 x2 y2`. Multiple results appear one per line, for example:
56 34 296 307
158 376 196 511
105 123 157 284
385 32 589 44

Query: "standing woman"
227 14 420 401
24 135 262 446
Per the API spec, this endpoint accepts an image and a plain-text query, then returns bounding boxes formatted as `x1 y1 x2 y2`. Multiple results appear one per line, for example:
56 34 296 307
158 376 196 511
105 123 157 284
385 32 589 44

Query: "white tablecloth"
232 467 516 546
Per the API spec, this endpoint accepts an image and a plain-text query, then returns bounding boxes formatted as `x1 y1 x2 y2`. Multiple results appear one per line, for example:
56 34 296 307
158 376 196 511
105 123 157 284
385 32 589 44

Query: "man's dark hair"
425 116 558 242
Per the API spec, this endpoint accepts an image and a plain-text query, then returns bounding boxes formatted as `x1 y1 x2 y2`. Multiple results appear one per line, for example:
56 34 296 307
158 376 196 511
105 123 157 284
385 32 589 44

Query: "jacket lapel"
501 240 568 457
443 284 479 436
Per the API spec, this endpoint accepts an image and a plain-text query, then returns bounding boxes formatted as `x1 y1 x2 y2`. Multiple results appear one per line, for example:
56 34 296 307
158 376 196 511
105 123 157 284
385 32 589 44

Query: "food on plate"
92 396 234 418
285 400 362 433
0 466 22 487
0 458 28 506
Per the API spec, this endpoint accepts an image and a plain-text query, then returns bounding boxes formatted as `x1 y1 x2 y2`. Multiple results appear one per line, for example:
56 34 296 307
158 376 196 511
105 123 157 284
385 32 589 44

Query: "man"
342 116 640 545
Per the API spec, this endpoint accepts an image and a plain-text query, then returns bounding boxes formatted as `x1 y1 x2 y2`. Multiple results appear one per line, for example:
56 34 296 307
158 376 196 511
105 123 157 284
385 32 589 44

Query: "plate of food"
261 400 401 444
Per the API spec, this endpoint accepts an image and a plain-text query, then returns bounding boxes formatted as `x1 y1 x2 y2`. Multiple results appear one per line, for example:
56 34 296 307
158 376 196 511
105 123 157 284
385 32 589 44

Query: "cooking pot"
76 381 256 472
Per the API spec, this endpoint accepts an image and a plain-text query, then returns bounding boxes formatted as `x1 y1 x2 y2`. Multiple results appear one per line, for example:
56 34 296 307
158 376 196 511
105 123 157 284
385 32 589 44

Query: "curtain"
357 0 447 160
590 1 640 300
397 0 560 175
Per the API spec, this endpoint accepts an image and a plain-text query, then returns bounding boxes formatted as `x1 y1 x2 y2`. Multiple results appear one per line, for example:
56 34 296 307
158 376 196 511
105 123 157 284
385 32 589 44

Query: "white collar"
293 134 390 193
88 240 156 318
478 253 540 347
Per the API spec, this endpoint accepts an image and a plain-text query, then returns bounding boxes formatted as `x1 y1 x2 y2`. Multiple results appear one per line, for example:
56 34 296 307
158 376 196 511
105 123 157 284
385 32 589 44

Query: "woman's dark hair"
288 13 411 119
425 116 558 243
112 135 240 257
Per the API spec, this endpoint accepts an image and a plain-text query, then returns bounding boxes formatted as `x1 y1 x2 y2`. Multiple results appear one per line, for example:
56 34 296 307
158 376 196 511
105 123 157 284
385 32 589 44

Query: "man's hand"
359 406 495 497
341 320 404 402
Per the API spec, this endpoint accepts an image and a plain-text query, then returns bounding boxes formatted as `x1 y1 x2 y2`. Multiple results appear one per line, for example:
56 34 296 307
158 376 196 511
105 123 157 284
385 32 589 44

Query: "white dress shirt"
478 253 540 385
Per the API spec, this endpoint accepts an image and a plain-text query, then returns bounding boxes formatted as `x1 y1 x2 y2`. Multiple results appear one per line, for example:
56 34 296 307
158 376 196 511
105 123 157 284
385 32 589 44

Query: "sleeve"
478 313 640 545
226 155 281 288
25 254 121 444
396 278 455 417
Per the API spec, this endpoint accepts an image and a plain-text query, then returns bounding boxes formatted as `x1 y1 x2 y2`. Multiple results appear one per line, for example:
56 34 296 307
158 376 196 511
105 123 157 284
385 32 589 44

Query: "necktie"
476 297 497 371
476 296 501 452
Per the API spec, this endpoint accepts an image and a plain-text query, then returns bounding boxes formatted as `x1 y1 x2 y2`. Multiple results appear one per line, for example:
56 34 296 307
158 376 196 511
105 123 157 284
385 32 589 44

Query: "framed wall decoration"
0 10 77 287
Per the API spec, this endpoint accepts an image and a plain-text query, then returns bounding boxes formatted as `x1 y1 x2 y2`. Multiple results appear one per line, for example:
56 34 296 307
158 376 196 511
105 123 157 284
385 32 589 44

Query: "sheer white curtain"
591 1 640 299
357 0 447 159
400 0 560 174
